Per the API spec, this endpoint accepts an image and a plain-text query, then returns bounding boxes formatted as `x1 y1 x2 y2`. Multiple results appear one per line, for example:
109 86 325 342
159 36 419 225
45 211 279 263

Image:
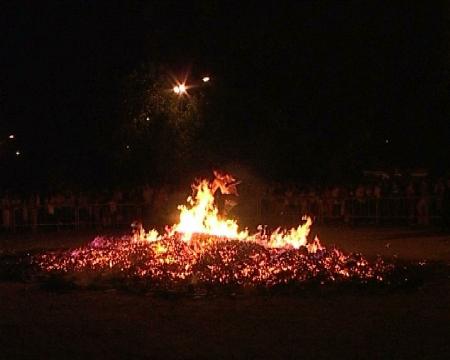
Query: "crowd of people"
257 177 450 228
0 186 161 232
1 175 450 232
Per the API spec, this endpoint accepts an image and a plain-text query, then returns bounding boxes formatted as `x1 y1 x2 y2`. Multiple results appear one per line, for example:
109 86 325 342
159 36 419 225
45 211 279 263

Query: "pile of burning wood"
35 173 393 290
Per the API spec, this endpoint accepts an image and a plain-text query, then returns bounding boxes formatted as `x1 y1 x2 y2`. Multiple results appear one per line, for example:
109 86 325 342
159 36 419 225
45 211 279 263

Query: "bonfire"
36 172 391 290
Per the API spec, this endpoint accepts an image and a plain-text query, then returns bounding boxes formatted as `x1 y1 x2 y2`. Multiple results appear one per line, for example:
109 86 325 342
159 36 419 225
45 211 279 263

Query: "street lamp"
173 74 211 96
173 83 187 95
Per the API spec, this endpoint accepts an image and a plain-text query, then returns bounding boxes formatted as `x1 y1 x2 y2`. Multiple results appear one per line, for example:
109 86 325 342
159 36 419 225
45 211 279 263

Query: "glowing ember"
35 173 392 289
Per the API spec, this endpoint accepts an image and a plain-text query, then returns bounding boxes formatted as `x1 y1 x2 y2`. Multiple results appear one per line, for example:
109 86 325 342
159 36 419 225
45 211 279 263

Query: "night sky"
2 1 449 188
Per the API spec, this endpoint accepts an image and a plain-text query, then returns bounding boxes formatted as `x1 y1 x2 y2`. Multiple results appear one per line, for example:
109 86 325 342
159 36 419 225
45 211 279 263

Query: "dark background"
1 1 449 190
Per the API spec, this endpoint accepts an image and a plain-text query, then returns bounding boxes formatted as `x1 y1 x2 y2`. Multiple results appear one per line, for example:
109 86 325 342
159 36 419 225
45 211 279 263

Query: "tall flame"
171 179 249 241
138 173 320 252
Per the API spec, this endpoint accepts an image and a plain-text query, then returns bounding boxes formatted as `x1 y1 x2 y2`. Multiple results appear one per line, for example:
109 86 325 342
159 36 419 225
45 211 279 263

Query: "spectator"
373 182 382 223
417 180 430 226
29 193 39 232
354 184 366 221
1 192 11 231
322 186 333 220
390 181 401 219
405 181 416 225
434 178 446 218
442 178 450 231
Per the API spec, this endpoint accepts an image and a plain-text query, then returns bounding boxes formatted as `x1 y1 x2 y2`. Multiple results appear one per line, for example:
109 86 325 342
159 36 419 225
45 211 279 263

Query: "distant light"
202 76 210 82
173 83 187 95
126 145 130 150
146 117 150 121
9 134 15 139
385 139 390 144
15 150 21 156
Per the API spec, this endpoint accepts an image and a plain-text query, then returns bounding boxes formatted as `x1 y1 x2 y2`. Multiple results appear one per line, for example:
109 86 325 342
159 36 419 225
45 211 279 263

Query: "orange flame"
170 179 249 241
268 216 312 249
136 173 321 252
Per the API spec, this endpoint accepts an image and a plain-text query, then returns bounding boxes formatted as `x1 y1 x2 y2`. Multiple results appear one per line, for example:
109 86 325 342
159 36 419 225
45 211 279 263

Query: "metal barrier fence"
258 196 443 226
0 204 145 232
0 196 444 232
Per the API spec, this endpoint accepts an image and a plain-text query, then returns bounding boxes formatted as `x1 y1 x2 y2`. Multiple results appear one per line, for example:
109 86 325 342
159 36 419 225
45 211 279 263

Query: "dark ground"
1 227 449 359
